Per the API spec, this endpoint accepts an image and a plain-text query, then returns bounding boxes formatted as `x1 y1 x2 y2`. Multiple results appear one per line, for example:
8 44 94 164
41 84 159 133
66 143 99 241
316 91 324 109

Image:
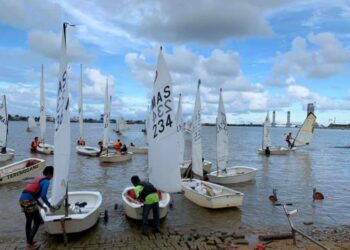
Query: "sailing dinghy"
36 65 54 155
0 158 45 184
0 95 15 162
122 47 179 219
180 84 212 178
99 80 132 163
176 94 211 175
257 112 290 155
26 116 36 132
291 112 317 149
40 23 102 234
75 64 99 156
207 89 257 184
181 84 243 208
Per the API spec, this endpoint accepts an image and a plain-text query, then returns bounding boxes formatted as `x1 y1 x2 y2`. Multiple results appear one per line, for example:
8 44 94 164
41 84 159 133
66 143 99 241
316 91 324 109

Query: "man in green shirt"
131 175 160 235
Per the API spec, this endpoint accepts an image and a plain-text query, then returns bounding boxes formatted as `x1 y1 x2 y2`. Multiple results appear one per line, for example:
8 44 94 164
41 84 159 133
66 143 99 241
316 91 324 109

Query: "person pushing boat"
19 166 57 250
131 175 160 235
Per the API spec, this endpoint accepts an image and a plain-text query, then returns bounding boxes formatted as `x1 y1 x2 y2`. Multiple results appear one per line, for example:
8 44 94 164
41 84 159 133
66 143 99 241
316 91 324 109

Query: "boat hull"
99 152 133 163
208 166 257 184
180 160 212 175
122 187 170 220
0 158 45 184
0 148 15 162
36 143 54 155
258 147 290 155
76 145 99 156
128 146 148 154
181 179 244 209
40 191 102 234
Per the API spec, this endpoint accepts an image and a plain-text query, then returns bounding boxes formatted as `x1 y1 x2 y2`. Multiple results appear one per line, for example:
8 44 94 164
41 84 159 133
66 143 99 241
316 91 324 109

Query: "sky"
0 0 350 126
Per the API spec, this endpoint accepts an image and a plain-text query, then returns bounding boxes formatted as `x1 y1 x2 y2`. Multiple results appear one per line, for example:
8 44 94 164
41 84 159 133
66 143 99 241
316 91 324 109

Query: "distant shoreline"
8 119 350 129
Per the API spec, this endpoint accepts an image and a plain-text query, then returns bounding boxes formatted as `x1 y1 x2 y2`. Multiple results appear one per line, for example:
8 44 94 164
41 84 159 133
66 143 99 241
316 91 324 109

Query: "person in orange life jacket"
77 137 85 146
19 166 57 250
285 132 293 148
114 139 122 152
30 137 40 152
131 175 160 235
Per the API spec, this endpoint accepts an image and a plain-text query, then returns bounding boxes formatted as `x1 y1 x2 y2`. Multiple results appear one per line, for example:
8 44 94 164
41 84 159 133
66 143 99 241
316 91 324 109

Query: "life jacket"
114 141 122 150
31 140 40 149
285 135 291 141
77 138 85 145
138 182 157 202
23 176 48 198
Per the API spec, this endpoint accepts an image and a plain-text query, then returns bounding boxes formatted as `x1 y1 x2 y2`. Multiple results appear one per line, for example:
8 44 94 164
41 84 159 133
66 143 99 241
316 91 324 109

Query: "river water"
1 121 349 238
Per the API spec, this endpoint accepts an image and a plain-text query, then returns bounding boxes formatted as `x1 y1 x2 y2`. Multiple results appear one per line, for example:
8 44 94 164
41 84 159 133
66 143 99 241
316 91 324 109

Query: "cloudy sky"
1 0 350 125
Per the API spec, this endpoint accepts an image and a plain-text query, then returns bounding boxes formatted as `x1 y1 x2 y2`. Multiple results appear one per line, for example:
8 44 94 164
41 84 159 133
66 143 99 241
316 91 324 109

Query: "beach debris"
258 232 293 241
255 243 266 250
303 221 314 225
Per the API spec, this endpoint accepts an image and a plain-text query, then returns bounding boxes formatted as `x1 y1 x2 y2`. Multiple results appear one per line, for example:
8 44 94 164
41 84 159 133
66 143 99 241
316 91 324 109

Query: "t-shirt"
134 185 159 205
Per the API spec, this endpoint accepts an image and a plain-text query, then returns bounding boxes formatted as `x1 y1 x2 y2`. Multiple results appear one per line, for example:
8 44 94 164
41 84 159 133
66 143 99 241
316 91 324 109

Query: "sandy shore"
1 224 349 249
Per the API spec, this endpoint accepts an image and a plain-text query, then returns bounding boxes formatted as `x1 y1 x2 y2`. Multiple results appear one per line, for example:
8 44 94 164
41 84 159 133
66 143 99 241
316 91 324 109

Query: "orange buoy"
313 188 324 201
269 189 278 203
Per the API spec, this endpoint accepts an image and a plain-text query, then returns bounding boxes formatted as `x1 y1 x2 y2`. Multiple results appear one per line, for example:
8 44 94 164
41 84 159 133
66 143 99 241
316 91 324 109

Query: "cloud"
267 32 350 85
28 29 91 62
83 68 116 100
0 0 60 30
55 0 280 54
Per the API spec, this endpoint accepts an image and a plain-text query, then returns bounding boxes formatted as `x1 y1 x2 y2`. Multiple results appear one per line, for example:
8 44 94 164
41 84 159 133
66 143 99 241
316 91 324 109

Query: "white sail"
27 116 36 129
39 64 46 142
262 112 271 149
102 79 109 148
292 112 316 147
51 23 71 206
191 80 203 176
176 94 184 164
148 47 181 192
78 64 83 139
0 95 8 148
216 88 228 171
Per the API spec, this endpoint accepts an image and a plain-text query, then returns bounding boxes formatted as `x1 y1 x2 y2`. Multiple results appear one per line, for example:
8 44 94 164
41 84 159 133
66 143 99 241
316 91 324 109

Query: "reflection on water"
1 121 350 238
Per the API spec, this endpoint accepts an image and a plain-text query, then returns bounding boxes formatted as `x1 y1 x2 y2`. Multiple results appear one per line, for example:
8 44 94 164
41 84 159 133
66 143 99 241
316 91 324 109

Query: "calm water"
1 121 350 238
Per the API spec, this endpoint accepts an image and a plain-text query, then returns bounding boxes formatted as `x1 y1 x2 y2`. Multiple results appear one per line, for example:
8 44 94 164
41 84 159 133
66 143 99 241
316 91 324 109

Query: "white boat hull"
99 152 133 163
40 191 102 234
36 143 54 155
76 145 99 156
208 166 257 184
180 160 212 175
181 179 244 209
258 147 290 155
0 158 45 184
122 187 170 220
128 146 148 154
0 148 15 162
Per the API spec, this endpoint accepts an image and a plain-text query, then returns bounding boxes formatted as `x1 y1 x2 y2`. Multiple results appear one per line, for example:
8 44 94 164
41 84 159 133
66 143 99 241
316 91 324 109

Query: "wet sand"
1 224 349 249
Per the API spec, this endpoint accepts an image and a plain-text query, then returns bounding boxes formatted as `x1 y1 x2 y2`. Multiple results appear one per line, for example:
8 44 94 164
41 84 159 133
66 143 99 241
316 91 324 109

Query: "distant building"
286 111 291 127
272 110 276 127
307 103 315 115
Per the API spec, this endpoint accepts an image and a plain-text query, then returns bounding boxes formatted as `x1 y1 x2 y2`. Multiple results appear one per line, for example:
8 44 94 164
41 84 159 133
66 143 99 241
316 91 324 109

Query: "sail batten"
148 47 181 192
51 23 71 206
191 80 203 176
292 112 316 147
0 95 8 148
216 89 228 170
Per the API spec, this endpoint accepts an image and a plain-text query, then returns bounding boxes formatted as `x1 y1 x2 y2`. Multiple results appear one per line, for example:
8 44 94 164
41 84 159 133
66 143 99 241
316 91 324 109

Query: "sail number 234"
151 85 173 139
